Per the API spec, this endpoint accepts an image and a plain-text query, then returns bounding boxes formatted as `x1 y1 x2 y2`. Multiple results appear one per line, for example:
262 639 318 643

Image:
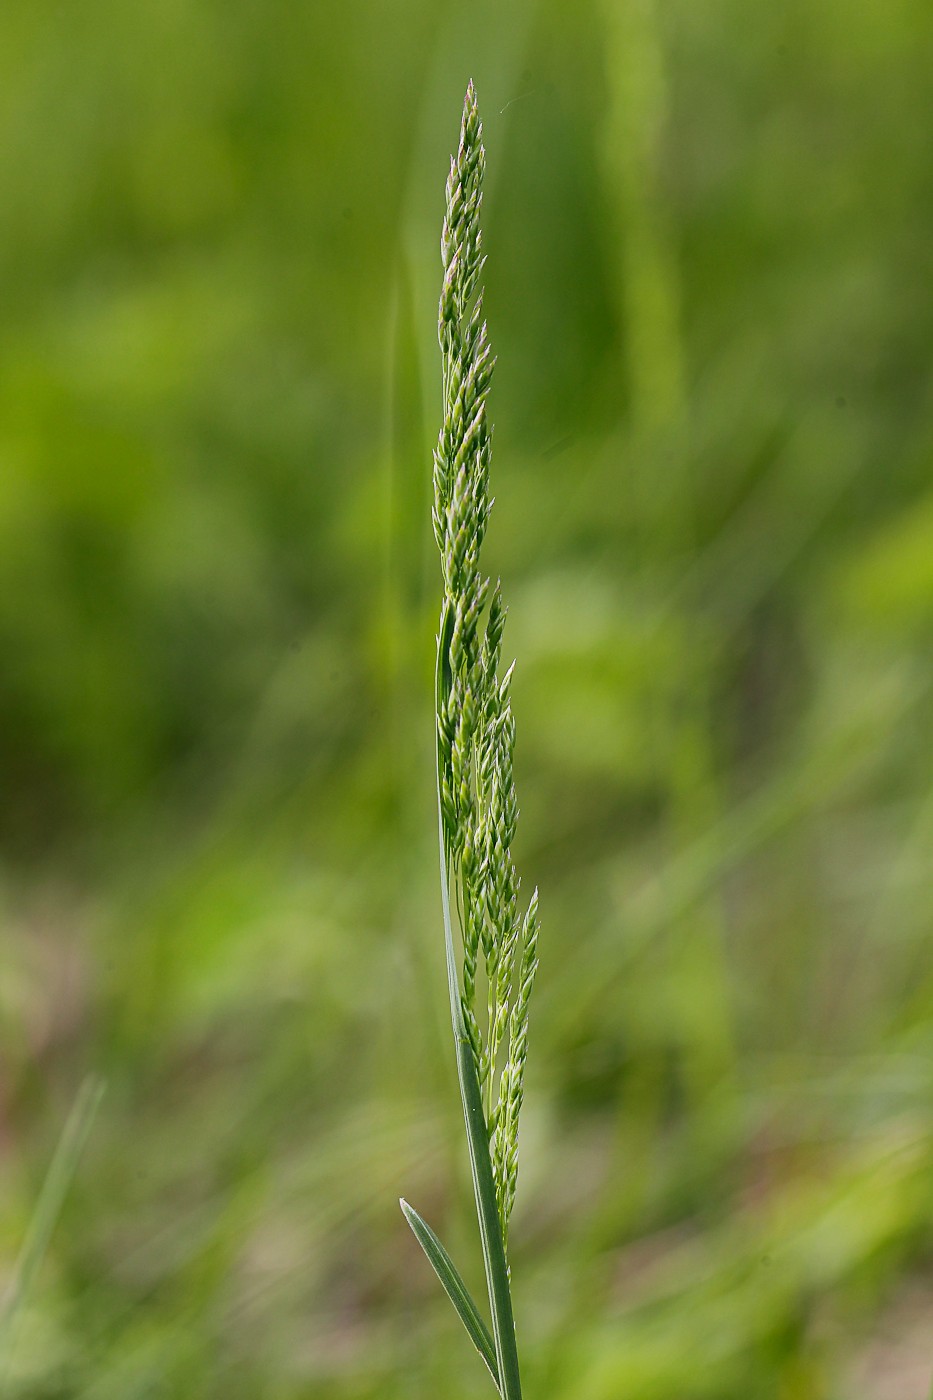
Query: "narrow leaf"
400 1198 499 1389
0 1076 104 1371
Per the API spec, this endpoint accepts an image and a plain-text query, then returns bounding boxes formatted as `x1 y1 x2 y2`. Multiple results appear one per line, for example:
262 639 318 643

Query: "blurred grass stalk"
0 1077 104 1377
598 0 736 1161
599 0 684 430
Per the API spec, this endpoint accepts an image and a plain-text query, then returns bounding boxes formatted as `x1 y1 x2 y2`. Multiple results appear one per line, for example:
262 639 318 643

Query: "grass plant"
401 82 539 1399
3 9 933 1395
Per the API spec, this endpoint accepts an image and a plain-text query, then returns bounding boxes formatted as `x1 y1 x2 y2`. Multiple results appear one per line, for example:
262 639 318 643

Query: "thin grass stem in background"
0 1077 104 1378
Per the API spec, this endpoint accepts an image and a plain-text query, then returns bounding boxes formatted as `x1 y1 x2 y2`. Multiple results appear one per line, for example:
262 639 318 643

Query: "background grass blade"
0 1076 104 1371
400 1198 500 1389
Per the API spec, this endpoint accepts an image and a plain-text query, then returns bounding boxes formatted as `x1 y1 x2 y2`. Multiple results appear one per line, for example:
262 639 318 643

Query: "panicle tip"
462 81 482 148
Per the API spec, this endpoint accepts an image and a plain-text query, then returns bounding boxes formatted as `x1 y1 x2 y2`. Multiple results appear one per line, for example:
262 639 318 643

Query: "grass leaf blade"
399 1197 500 1389
0 1075 104 1369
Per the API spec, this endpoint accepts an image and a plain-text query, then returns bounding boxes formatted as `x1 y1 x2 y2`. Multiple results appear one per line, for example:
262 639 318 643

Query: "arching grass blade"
399 1197 500 1389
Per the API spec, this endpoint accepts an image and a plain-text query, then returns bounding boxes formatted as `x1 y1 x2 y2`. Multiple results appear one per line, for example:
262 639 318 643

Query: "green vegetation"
1 3 932 1398
0 1079 102 1380
402 83 538 1396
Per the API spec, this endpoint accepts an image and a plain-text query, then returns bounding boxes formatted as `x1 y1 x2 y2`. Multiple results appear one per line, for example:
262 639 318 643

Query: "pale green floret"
433 80 539 1247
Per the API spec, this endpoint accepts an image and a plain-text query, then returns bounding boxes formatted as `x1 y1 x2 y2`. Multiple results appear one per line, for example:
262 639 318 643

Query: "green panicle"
432 79 540 1251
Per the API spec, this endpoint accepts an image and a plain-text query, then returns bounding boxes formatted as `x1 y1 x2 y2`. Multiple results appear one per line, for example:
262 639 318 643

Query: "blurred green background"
1 0 932 1396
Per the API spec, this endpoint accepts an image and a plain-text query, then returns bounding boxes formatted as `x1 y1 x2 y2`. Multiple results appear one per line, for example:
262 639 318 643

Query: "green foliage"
1 2 933 1397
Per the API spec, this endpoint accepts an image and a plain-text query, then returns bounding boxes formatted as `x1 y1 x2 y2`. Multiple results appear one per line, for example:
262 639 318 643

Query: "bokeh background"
1 1 932 1396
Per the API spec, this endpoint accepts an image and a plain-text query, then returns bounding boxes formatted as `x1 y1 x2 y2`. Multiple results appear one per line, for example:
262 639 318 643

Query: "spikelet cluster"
434 82 539 1251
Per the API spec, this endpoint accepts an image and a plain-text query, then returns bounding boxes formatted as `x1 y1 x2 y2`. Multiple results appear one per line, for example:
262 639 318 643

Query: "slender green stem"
436 604 522 1400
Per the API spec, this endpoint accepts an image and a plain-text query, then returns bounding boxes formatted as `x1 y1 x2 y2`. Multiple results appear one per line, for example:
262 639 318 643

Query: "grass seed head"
434 82 539 1245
